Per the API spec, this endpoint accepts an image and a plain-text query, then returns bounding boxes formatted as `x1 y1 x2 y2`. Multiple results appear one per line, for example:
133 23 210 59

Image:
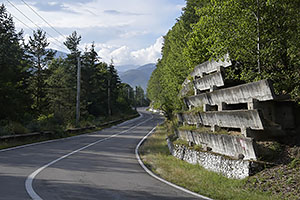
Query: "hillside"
119 63 156 92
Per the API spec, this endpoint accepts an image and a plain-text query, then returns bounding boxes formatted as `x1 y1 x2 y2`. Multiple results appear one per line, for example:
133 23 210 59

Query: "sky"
5 0 185 69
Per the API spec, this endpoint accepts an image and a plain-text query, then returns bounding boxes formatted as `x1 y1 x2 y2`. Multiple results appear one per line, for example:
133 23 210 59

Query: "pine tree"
26 29 55 115
0 4 31 121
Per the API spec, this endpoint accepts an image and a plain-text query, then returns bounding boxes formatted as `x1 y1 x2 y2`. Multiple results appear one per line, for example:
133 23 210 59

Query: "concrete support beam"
186 80 276 108
193 71 225 92
177 129 258 160
179 110 264 130
179 54 231 97
191 54 231 77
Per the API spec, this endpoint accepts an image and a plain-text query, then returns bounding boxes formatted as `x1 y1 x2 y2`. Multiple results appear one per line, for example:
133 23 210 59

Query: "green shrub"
8 122 29 134
26 121 41 132
0 126 9 136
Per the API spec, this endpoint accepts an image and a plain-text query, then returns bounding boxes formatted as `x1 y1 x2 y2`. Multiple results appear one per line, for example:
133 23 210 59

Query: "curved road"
0 109 202 200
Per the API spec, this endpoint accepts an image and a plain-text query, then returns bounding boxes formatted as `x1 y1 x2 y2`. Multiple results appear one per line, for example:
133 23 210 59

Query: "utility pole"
257 0 261 73
134 88 137 111
76 56 81 126
108 79 111 116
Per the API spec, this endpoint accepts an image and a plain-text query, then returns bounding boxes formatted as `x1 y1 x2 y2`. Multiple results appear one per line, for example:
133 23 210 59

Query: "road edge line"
135 127 213 200
25 113 150 200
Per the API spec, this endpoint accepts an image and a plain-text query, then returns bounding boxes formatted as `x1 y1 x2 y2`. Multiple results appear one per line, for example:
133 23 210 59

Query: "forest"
0 4 146 136
147 0 300 118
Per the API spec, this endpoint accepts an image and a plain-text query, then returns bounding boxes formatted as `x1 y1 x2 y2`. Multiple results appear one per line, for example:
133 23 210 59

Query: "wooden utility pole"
76 56 81 126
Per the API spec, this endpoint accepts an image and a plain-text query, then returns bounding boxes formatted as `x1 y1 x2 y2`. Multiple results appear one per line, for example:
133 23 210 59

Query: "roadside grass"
0 128 102 150
0 114 139 150
140 124 282 200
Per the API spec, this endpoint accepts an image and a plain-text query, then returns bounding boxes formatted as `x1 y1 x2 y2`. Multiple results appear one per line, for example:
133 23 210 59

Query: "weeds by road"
140 123 283 200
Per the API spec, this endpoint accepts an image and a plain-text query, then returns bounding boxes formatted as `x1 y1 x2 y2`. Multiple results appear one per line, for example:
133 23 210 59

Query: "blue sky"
5 0 185 68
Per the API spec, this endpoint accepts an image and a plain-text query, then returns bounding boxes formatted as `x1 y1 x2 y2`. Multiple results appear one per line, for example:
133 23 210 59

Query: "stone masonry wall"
167 139 255 179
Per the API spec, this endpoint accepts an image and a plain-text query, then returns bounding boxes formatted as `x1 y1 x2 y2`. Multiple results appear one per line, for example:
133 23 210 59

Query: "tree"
26 29 55 115
46 58 76 124
0 4 31 121
64 31 81 57
185 0 300 97
147 0 208 117
107 62 121 116
64 31 82 124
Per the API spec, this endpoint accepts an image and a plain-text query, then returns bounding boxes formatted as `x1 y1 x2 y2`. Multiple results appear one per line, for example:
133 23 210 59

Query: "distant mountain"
53 50 67 59
119 63 156 92
116 64 138 72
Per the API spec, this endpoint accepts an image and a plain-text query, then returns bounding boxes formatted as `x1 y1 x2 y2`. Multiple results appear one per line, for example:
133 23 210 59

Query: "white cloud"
7 0 184 66
131 37 163 65
96 36 163 66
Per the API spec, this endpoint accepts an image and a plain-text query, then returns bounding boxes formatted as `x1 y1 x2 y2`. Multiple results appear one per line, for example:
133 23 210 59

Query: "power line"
7 11 35 32
5 0 71 52
7 9 69 51
20 0 86 52
20 0 66 39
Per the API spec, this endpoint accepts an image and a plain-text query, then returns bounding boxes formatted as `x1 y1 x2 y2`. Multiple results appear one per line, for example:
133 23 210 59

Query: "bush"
0 126 9 136
26 121 41 132
8 122 29 134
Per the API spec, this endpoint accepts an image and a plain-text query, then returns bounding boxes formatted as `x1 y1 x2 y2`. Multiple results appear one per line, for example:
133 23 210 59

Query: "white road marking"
25 113 152 200
135 127 213 200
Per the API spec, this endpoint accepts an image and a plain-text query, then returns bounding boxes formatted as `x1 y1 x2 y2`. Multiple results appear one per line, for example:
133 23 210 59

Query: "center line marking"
25 113 153 200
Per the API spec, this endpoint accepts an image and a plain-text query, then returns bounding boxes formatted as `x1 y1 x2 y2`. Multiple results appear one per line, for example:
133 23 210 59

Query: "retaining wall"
177 130 257 160
167 140 261 179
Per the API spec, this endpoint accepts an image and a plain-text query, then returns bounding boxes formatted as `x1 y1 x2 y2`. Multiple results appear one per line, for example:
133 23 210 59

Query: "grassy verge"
139 123 282 200
0 113 139 150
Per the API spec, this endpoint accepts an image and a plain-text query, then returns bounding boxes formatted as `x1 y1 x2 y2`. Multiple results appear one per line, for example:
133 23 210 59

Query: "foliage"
0 4 136 135
147 0 209 118
147 0 300 117
186 0 300 96
26 29 55 115
0 4 32 121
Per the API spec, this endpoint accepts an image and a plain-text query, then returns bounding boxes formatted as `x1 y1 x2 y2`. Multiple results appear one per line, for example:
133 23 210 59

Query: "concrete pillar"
218 102 228 111
241 127 252 137
247 98 259 110
217 66 225 73
210 85 218 92
211 125 220 132
194 88 201 96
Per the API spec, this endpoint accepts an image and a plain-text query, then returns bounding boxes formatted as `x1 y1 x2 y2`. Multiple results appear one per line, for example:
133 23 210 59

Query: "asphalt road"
0 109 203 200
